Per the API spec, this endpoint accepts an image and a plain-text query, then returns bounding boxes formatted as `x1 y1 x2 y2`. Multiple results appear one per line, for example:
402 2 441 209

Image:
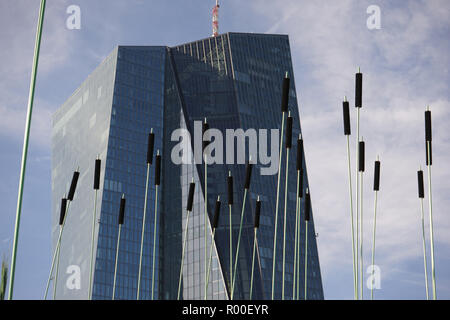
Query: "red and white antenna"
212 0 219 37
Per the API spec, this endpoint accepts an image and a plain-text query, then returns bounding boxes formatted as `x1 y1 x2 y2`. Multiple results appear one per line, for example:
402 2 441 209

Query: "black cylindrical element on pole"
426 141 432 166
202 120 209 153
147 132 155 165
244 161 253 190
286 114 293 149
227 173 233 205
425 110 432 142
296 136 303 171
59 198 67 225
417 170 424 198
374 160 381 191
343 100 351 135
359 141 365 172
281 74 290 112
305 189 311 221
254 198 261 229
187 182 195 212
212 197 221 229
155 153 161 186
118 195 126 225
94 159 101 190
355 72 362 108
68 171 80 201
298 169 304 198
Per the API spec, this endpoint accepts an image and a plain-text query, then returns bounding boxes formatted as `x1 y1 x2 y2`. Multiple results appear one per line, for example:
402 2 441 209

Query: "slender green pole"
281 151 290 300
205 229 216 300
419 197 429 300
427 141 436 300
296 200 301 300
271 111 285 300
231 188 248 300
292 171 300 300
304 220 308 300
88 189 98 300
229 204 233 290
52 226 62 300
346 135 357 300
249 228 258 300
112 225 122 300
8 0 46 300
360 171 364 300
355 108 360 300
137 163 150 300
151 185 159 300
370 190 378 300
204 154 208 299
177 210 191 300
44 201 70 300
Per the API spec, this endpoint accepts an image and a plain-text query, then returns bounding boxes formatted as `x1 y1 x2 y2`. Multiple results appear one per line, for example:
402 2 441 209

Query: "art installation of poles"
88 157 101 300
231 159 253 300
304 188 311 300
151 150 161 300
425 107 436 300
292 134 302 300
272 72 290 300
8 0 46 300
137 130 154 300
370 157 381 300
205 196 221 299
358 138 365 299
203 118 210 298
52 170 79 300
281 112 293 299
249 196 261 300
177 180 195 300
112 194 126 300
354 68 363 299
44 196 67 300
417 168 429 300
343 96 357 300
227 171 233 290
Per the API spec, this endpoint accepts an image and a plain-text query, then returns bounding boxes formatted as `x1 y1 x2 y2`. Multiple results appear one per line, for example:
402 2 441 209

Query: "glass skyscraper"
51 33 324 300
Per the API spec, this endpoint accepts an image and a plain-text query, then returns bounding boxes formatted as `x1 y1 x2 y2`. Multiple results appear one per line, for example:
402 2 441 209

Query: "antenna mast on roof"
212 0 219 37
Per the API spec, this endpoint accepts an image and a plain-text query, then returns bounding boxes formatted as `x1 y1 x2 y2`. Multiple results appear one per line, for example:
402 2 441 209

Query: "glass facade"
51 33 323 300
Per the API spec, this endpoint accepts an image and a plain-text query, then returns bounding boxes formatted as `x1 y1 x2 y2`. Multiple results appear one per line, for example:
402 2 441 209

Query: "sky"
0 0 449 300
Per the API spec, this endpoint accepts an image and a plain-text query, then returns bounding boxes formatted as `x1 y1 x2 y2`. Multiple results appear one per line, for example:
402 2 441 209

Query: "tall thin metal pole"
44 197 68 300
343 97 357 300
228 171 233 291
370 158 380 300
425 107 436 300
304 188 311 300
292 170 300 300
89 158 101 300
53 226 63 300
354 69 362 299
205 196 221 300
272 72 290 300
203 119 209 299
282 112 292 300
359 139 365 300
8 0 46 300
177 180 195 300
151 151 161 300
137 130 154 300
231 160 252 300
250 196 261 300
417 169 429 300
112 195 125 300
